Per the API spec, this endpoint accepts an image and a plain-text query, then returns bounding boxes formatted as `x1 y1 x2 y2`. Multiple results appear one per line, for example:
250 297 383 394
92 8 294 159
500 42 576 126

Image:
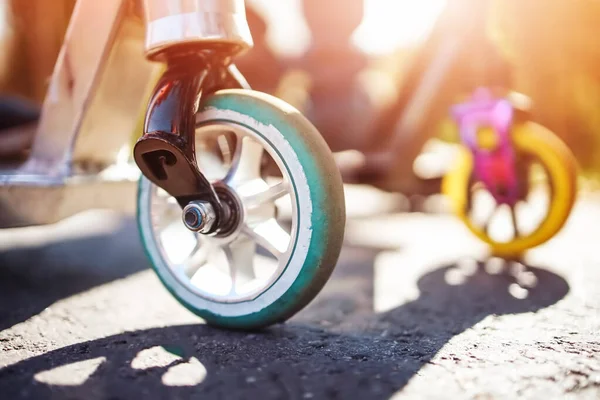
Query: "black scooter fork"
134 53 248 235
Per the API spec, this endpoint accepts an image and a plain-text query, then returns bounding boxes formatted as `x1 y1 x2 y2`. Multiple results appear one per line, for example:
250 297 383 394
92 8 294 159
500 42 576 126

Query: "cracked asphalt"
1 187 599 399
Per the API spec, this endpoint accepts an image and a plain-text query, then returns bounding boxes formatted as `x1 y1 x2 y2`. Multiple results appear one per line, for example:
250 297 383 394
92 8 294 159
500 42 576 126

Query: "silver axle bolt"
182 201 216 233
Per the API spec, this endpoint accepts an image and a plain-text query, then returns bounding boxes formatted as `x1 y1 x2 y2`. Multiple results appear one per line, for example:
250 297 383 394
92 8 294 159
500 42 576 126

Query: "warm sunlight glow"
353 0 447 54
250 0 309 56
250 0 446 56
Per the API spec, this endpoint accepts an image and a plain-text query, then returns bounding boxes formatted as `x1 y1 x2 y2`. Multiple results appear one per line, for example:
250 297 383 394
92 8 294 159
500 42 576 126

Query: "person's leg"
300 0 370 152
0 1 74 158
234 4 284 94
0 96 39 158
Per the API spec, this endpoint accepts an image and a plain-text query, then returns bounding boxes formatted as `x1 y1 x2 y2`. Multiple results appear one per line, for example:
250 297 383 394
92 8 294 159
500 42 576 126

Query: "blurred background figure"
235 4 284 95
238 0 377 153
0 0 74 102
0 0 599 188
295 0 375 153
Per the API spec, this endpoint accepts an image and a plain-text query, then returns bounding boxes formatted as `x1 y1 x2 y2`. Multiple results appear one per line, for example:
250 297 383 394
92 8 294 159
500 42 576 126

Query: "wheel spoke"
243 219 290 259
244 180 289 208
153 197 182 232
217 134 233 165
225 135 264 184
465 175 479 213
467 181 492 222
509 205 520 238
483 203 501 235
182 240 212 278
224 238 257 294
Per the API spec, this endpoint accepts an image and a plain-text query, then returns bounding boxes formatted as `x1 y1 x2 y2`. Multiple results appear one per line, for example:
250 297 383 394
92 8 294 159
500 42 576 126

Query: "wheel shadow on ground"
0 212 148 332
0 245 569 400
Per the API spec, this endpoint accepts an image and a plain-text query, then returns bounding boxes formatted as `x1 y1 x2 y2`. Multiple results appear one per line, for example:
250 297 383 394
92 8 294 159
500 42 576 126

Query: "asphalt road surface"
1 187 599 399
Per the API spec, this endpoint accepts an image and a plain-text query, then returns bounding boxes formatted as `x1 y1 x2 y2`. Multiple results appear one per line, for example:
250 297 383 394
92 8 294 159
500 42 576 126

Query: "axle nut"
182 201 216 233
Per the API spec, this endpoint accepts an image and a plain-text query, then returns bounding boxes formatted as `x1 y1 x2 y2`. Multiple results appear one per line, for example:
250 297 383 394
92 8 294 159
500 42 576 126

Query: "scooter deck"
0 161 138 229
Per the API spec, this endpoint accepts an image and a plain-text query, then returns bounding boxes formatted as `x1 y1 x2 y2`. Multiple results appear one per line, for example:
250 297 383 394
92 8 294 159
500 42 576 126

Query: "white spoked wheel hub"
149 122 297 303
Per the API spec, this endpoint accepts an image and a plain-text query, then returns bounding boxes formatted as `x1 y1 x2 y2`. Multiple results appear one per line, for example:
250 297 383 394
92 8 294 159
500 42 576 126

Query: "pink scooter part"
451 88 520 206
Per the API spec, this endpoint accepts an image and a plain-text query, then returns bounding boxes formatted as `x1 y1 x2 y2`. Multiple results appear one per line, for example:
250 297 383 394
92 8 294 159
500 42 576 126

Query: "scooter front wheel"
443 121 577 257
137 90 345 330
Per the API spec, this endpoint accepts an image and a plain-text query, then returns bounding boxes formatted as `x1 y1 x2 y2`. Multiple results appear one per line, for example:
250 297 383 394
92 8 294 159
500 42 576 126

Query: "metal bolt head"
182 201 216 233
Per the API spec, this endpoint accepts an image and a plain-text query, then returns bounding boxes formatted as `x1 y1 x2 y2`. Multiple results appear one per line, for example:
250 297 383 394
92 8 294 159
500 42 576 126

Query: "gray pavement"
1 188 599 399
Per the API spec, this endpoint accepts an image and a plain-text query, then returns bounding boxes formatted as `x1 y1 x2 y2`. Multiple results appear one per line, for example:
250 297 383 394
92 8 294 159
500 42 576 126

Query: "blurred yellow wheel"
443 122 577 257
